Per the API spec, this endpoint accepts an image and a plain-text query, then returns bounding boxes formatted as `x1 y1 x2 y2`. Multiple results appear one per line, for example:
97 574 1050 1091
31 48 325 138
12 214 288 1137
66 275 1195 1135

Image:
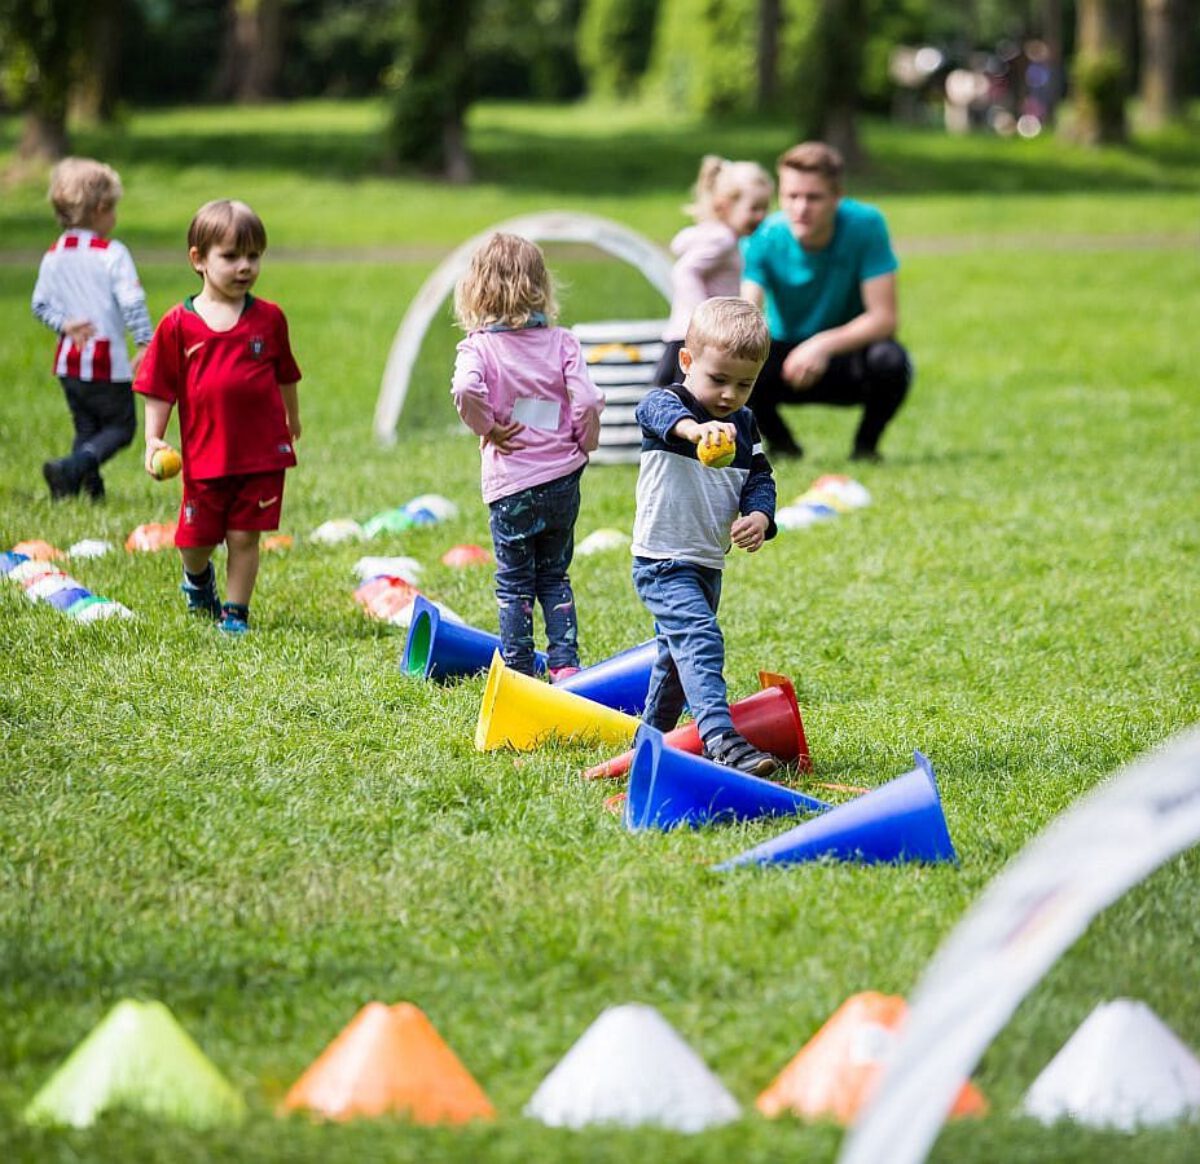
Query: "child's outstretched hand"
484 420 524 454
731 511 769 553
678 419 736 448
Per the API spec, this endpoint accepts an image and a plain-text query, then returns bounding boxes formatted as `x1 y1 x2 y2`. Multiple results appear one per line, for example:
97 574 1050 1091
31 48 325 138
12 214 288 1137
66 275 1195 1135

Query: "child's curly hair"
48 158 123 228
454 232 559 332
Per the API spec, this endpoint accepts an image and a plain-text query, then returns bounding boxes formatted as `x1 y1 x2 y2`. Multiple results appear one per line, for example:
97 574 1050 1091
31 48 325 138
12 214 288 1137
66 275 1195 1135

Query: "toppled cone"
280 1001 495 1124
756 991 987 1125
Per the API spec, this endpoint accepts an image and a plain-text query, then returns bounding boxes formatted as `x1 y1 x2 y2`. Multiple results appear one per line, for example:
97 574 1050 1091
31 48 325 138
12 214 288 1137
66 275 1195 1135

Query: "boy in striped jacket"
32 158 153 500
632 296 782 777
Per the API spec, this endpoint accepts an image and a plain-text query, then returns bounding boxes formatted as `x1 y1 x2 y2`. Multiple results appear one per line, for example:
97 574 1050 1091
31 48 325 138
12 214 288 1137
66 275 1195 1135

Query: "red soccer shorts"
175 470 286 547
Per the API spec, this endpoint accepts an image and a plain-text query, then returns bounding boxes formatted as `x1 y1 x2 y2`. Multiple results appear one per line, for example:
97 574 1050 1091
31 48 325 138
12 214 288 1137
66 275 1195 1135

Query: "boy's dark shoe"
81 466 106 502
704 731 781 778
43 457 81 500
181 565 222 619
849 445 883 464
218 602 250 635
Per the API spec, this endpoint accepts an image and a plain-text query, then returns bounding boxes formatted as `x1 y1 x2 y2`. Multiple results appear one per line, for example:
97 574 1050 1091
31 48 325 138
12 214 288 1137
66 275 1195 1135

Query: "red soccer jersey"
135 296 302 480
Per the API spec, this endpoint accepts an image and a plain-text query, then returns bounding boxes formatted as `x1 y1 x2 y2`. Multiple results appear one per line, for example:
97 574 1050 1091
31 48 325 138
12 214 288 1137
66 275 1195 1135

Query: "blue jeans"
488 468 583 674
632 557 731 744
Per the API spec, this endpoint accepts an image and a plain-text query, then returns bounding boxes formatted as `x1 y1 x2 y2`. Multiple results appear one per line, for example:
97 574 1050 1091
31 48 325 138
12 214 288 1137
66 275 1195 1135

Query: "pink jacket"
663 221 743 342
452 326 606 504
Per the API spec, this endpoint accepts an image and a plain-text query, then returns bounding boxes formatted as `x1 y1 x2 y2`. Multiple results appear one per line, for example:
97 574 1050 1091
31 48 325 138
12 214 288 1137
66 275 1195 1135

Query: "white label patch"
512 397 560 431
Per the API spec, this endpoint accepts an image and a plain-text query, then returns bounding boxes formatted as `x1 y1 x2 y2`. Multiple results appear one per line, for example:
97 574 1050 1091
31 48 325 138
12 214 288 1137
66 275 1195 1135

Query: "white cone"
1022 999 1200 1131
524 1004 741 1133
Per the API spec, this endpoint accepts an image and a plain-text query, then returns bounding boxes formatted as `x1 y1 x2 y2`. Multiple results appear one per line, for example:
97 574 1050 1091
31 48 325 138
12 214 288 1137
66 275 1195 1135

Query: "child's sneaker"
42 457 81 500
704 730 781 778
217 602 250 635
549 665 581 684
181 566 222 619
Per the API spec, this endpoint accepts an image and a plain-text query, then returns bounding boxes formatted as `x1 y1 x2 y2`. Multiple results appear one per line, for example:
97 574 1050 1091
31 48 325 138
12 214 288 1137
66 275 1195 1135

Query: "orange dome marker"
12 539 65 561
280 1002 495 1125
756 992 987 1125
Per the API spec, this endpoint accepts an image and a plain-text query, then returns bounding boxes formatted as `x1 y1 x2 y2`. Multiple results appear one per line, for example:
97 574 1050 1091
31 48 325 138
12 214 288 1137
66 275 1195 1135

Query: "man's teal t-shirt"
741 199 898 343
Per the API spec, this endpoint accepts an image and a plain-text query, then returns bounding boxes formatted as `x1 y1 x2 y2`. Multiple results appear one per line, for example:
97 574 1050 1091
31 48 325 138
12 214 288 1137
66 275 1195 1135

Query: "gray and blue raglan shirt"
632 385 777 570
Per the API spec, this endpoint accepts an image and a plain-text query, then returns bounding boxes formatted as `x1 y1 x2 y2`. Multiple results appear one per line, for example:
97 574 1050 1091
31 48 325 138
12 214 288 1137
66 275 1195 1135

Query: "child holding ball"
452 232 605 680
135 200 302 635
652 155 773 387
633 297 782 776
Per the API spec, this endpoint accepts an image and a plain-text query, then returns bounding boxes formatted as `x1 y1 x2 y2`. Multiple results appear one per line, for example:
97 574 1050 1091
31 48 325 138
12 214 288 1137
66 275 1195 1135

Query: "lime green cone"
24 999 246 1129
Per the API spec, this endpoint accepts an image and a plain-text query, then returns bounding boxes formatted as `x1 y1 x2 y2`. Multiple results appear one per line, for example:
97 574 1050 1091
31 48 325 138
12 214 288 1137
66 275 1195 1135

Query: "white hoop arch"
840 725 1200 1164
373 212 673 444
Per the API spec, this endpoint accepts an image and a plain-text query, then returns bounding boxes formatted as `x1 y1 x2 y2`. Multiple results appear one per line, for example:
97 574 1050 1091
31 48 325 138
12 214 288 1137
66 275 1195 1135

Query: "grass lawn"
1 102 1199 1162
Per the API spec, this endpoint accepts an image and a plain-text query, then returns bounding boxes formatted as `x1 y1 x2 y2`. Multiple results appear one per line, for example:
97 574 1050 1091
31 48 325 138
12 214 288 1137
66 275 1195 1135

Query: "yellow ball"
151 447 182 480
697 430 736 469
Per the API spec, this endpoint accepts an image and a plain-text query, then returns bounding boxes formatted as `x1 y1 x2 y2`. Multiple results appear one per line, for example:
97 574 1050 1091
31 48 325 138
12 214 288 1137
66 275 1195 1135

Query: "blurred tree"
797 0 867 162
215 0 284 102
1070 0 1130 142
386 0 475 179
1139 0 1188 127
578 0 662 96
0 0 87 159
71 0 125 122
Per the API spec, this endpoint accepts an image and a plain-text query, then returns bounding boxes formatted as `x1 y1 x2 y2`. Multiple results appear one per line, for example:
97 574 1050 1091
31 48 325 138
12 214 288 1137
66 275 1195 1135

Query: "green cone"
24 999 246 1129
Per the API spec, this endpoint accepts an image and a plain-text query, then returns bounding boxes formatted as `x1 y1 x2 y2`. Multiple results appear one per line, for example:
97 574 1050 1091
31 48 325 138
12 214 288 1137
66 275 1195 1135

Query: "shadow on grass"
15 108 1198 199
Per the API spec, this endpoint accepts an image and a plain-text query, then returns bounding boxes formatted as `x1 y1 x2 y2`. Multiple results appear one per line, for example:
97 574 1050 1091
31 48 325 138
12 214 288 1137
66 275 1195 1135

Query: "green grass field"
1 101 1198 1162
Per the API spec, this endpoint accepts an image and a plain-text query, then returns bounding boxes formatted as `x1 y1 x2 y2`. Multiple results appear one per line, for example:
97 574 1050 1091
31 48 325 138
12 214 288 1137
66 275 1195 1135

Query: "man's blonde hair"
454 232 559 331
48 158 123 227
685 297 770 364
777 141 844 192
187 200 268 262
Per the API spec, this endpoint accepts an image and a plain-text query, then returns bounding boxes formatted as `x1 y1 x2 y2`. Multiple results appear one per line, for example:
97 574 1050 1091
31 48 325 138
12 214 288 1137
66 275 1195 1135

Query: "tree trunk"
72 0 125 123
800 0 865 167
387 0 475 179
756 0 781 110
1069 0 1130 144
1139 0 1184 128
216 0 284 102
18 111 70 163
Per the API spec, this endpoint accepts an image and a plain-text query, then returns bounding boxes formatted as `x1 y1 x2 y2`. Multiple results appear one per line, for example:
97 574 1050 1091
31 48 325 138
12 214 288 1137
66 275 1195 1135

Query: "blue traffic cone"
556 640 657 715
625 727 829 832
713 751 956 870
401 595 546 681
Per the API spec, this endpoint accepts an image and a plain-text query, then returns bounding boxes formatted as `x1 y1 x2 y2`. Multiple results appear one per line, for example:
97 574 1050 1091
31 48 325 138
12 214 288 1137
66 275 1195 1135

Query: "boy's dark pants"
488 467 583 675
58 377 137 495
750 339 911 456
632 557 733 745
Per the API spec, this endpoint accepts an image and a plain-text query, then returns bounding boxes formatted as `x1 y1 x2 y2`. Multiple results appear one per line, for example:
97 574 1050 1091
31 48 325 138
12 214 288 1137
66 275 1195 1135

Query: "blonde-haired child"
32 157 153 500
135 199 302 635
652 155 774 387
452 232 606 679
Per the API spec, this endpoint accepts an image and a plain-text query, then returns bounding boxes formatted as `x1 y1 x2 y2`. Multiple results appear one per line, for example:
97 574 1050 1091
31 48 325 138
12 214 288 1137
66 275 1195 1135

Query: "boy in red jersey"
32 158 153 501
135 200 302 635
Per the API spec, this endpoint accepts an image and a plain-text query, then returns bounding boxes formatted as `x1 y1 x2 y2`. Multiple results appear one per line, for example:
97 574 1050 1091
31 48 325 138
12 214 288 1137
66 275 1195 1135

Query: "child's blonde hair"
685 297 770 364
454 232 559 332
48 158 123 228
187 199 268 262
686 155 773 224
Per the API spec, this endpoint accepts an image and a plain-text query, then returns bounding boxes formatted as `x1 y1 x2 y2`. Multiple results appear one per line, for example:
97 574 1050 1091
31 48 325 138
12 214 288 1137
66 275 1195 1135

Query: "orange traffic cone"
583 671 811 779
756 992 986 1125
280 1001 495 1124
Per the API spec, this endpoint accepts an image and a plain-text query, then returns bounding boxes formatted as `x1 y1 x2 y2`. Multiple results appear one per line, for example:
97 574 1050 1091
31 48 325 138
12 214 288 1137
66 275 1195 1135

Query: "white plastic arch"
373 211 673 444
839 724 1200 1164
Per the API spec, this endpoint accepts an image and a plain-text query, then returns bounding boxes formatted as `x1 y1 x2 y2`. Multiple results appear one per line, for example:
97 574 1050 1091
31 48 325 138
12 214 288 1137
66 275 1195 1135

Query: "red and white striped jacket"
31 230 153 383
